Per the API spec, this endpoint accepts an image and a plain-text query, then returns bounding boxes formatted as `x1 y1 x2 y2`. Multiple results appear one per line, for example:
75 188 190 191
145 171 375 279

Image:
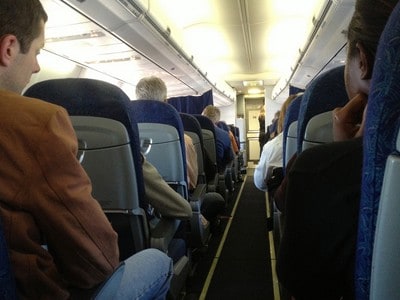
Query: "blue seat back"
282 94 302 170
180 113 206 184
297 66 348 153
129 100 188 199
193 114 218 180
24 78 149 258
0 218 17 300
355 3 400 299
24 78 145 204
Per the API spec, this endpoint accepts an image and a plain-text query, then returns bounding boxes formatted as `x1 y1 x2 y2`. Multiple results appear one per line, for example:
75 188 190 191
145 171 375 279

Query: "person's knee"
201 192 225 220
206 192 225 207
139 248 173 271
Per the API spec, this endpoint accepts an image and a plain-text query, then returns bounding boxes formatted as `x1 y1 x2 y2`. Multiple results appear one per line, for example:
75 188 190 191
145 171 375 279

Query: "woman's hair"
259 105 265 116
0 0 48 54
277 94 299 134
347 0 398 61
135 76 167 101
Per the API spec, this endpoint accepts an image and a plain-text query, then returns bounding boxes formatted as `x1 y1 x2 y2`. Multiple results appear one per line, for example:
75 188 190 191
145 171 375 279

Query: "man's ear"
0 35 19 67
356 42 373 79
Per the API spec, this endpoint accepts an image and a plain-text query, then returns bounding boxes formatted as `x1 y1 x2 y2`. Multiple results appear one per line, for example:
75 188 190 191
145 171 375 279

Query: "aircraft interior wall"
265 97 284 126
219 104 237 125
26 51 138 99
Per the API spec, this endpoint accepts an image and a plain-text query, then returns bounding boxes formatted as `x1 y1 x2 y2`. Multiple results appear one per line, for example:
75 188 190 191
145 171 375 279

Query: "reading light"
243 80 264 87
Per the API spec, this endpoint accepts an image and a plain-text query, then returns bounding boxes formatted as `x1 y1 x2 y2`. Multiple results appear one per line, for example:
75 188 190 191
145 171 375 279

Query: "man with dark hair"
0 1 172 298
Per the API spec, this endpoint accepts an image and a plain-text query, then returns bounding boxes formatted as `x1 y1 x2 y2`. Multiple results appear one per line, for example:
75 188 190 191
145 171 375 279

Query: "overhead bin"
272 0 355 101
62 0 235 105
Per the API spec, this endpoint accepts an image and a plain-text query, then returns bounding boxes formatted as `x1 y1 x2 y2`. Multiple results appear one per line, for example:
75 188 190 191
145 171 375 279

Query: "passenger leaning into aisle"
0 1 173 298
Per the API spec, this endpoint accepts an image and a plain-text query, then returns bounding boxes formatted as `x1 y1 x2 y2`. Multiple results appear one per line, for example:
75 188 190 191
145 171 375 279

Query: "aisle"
203 172 274 299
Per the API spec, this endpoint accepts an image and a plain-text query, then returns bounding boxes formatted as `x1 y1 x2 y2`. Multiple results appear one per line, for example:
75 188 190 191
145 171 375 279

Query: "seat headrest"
297 66 348 152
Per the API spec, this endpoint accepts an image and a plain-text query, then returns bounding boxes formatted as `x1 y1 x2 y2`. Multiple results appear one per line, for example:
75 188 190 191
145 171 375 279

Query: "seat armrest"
207 173 219 192
150 218 181 252
189 183 207 203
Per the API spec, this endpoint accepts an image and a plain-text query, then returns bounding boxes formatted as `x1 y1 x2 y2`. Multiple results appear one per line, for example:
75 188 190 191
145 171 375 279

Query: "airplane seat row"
275 65 354 298
130 100 216 250
216 121 235 194
180 113 207 185
282 65 349 173
193 114 228 201
275 66 348 249
283 94 303 170
357 2 400 298
129 99 189 200
276 2 400 298
179 113 211 248
23 78 190 299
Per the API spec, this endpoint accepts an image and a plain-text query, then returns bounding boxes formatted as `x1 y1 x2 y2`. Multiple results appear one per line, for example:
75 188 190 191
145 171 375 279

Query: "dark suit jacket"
277 137 363 300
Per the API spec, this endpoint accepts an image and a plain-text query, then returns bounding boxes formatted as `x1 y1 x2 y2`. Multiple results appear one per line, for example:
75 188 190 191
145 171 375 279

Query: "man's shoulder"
0 89 65 116
214 126 230 142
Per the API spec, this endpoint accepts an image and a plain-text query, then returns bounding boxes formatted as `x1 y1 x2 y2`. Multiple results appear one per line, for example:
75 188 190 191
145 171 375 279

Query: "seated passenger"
136 75 198 190
201 105 234 173
216 120 239 192
0 1 173 298
253 94 297 193
136 76 224 228
266 110 280 141
276 1 397 299
217 120 239 155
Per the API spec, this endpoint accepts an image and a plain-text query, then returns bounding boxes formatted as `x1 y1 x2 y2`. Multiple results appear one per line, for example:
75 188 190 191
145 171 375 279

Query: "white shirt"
254 132 283 191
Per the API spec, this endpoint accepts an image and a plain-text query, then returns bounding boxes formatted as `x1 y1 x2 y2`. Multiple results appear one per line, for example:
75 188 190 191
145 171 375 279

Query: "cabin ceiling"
39 0 355 105
152 0 327 94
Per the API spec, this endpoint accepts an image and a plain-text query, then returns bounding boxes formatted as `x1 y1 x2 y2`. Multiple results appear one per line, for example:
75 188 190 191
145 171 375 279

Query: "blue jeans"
94 248 173 299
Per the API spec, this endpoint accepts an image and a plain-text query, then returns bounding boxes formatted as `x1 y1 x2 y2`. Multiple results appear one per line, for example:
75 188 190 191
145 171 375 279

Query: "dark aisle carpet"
205 174 273 299
184 179 243 299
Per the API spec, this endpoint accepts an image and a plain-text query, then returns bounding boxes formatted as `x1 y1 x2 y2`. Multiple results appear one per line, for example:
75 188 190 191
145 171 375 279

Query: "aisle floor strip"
266 192 281 300
199 174 248 299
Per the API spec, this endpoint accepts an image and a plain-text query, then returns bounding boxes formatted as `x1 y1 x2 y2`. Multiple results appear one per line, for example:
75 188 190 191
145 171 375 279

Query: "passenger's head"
0 0 48 93
135 76 167 101
345 0 398 99
277 94 298 134
202 105 221 124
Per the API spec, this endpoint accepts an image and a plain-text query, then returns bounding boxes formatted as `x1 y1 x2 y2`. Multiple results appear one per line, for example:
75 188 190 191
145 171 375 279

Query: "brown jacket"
0 90 119 299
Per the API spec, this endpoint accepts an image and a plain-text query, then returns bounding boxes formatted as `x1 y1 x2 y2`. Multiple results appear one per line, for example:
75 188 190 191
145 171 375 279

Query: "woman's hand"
332 93 368 141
